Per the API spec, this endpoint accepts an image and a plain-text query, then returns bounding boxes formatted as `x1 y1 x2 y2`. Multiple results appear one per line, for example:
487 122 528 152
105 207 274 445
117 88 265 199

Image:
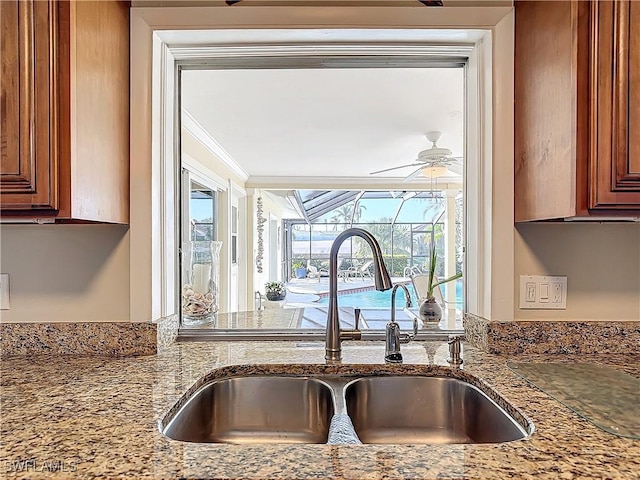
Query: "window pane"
291 223 311 272
395 196 444 223
310 224 334 272
189 181 216 241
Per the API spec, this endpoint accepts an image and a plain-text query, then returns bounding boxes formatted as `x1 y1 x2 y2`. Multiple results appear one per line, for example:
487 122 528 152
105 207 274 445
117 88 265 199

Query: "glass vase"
182 241 222 326
419 297 442 327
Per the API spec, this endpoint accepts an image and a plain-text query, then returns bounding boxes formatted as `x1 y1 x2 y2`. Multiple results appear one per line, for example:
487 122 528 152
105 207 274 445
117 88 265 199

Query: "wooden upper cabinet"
0 0 129 223
0 0 59 210
590 0 640 208
515 0 640 222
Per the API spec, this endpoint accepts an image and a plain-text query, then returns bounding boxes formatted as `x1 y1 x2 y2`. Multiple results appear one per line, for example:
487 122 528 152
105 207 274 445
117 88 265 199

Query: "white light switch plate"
0 274 10 310
519 275 567 310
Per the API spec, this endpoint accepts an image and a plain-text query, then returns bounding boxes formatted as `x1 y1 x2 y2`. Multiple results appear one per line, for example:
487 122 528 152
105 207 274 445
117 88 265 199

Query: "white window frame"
181 165 224 244
228 181 247 312
182 152 228 194
130 6 514 324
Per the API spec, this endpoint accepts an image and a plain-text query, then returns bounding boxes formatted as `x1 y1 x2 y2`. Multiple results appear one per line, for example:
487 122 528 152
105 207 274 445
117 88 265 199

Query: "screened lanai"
282 189 463 308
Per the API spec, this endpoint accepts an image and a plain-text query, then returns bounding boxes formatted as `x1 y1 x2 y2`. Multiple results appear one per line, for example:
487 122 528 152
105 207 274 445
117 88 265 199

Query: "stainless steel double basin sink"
161 371 533 445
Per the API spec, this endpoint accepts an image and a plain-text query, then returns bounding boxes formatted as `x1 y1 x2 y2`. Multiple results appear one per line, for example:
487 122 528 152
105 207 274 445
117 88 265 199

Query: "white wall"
182 129 246 187
182 128 248 313
252 190 296 296
0 225 130 323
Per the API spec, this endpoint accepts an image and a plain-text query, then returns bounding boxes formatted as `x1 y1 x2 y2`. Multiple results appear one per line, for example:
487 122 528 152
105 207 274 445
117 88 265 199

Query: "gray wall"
0 225 130 323
515 223 640 320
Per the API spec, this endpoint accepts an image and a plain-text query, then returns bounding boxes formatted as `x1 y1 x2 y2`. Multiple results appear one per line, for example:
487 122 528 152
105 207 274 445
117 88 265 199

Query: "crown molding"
182 152 228 191
182 110 250 181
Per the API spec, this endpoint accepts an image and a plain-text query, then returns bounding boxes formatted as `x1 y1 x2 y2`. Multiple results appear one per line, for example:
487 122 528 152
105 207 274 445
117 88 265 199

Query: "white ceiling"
181 66 464 180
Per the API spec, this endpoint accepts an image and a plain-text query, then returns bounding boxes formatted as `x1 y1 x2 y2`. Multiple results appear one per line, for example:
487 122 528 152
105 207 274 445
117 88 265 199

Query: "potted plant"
265 281 287 301
419 243 462 324
292 260 308 279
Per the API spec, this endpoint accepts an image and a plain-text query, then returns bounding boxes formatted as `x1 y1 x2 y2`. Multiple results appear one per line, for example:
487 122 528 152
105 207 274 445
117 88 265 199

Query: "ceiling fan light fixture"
421 165 449 178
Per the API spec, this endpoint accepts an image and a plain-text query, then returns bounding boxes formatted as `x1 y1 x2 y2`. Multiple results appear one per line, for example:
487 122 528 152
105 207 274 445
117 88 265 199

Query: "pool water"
318 282 463 308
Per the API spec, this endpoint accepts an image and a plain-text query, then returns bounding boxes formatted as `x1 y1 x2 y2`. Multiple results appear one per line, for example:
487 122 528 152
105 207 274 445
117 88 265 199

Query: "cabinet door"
0 0 59 210
589 0 640 209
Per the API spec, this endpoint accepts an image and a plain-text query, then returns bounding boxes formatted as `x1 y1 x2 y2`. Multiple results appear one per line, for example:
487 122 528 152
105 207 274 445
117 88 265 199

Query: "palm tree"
330 203 367 226
352 203 366 223
391 224 411 255
331 204 353 225
363 217 393 252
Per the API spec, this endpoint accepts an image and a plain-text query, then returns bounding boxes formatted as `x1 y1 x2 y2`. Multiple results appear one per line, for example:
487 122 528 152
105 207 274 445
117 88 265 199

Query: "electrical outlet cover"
519 275 567 310
0 274 10 310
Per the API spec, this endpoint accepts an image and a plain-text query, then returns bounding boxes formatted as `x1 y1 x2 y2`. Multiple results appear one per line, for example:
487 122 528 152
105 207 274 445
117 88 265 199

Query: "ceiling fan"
369 131 463 181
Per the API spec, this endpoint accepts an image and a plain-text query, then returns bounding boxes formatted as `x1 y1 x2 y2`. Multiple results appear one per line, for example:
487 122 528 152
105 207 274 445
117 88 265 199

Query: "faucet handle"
399 317 418 344
339 308 362 342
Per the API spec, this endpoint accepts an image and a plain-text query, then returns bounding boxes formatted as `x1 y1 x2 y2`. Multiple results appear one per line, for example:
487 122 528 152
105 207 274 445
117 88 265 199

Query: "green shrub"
265 281 286 296
291 259 306 270
382 254 409 277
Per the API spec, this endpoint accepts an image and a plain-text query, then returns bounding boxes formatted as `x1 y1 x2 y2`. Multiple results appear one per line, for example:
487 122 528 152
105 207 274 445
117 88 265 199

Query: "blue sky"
317 197 444 224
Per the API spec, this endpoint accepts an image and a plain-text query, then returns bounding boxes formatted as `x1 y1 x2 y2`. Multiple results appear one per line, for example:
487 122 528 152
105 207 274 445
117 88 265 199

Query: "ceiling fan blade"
401 166 425 182
369 163 424 175
446 163 464 176
226 0 241 4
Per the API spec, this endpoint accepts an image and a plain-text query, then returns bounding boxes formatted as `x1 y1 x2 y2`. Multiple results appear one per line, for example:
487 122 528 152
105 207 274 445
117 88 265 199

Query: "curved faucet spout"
390 283 412 324
326 228 393 363
386 283 417 363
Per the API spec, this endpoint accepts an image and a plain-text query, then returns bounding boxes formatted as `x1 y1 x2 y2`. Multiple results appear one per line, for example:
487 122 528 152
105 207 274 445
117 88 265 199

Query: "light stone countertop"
1 339 639 479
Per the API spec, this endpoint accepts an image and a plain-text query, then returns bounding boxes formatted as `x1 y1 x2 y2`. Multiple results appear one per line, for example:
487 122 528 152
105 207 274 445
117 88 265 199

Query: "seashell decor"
256 196 266 274
182 241 222 325
182 285 218 317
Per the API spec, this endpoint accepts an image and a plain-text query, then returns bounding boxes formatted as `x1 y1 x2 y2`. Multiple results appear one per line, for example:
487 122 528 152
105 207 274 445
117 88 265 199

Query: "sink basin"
161 370 532 445
162 376 334 444
345 376 529 444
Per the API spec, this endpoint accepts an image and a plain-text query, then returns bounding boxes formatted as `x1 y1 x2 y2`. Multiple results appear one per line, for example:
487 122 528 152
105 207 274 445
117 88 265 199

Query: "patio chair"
403 265 424 278
340 260 373 280
337 260 356 281
337 268 352 281
357 260 373 279
307 265 328 283
307 265 320 278
410 273 446 308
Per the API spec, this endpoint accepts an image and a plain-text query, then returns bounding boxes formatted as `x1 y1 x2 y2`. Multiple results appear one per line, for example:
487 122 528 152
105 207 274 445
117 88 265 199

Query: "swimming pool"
317 281 463 308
